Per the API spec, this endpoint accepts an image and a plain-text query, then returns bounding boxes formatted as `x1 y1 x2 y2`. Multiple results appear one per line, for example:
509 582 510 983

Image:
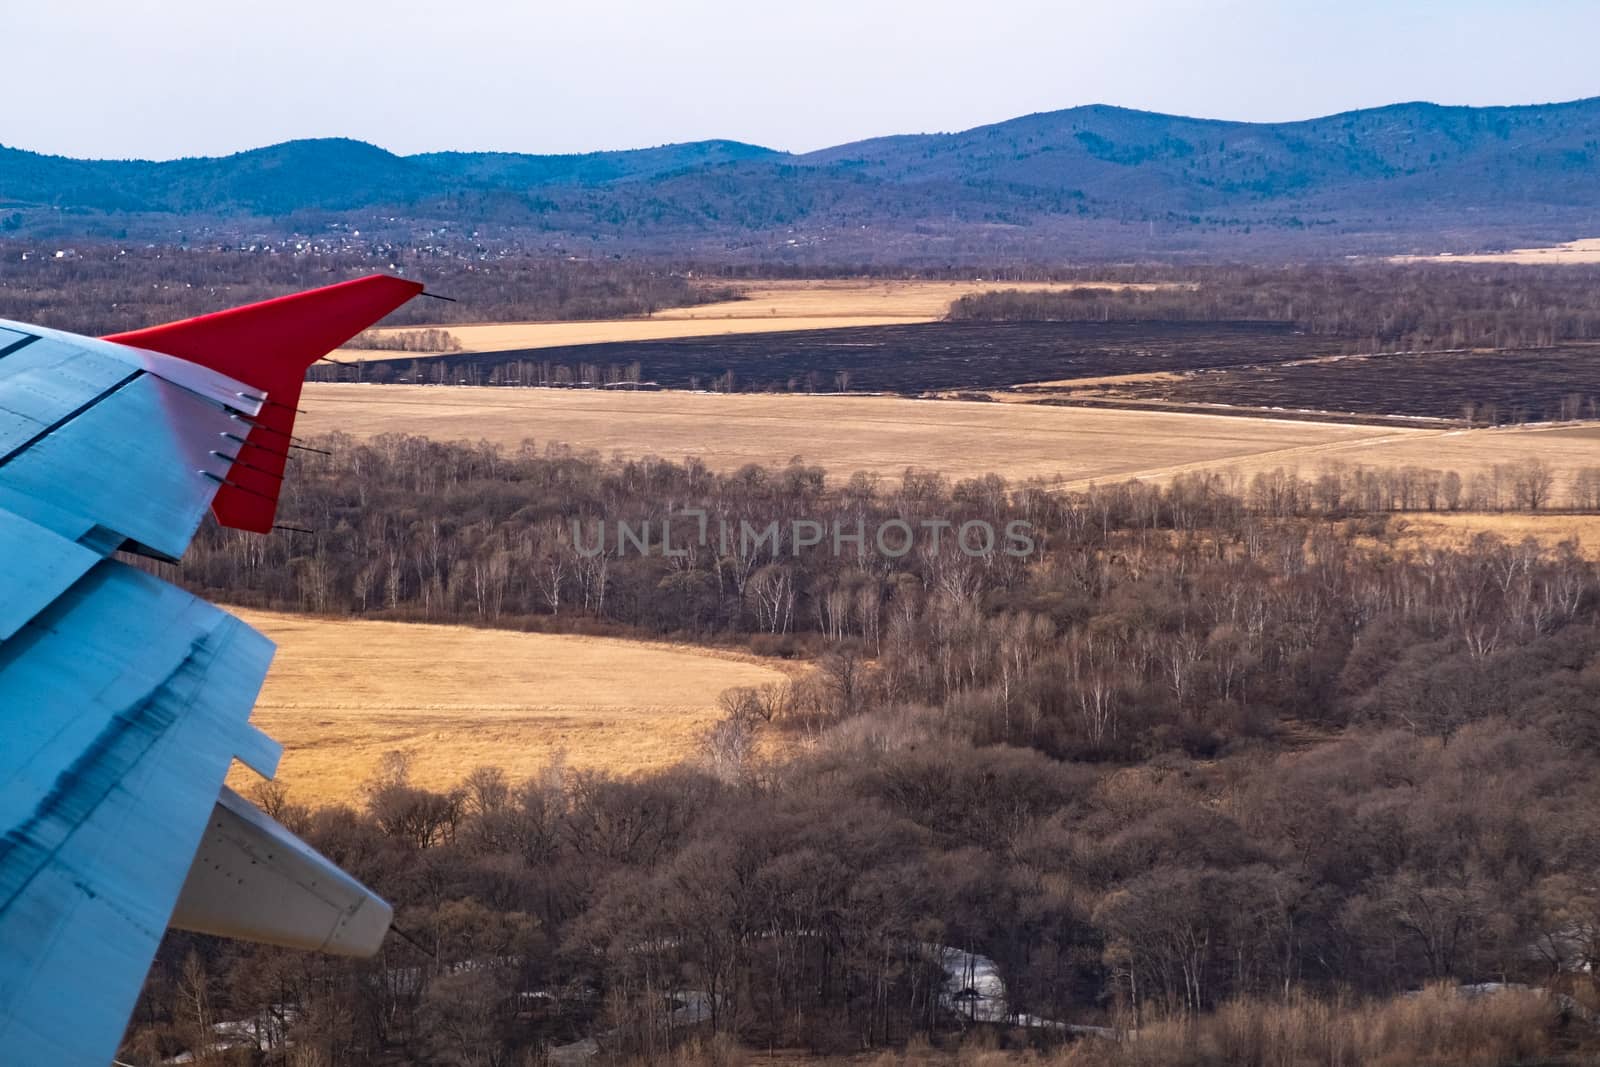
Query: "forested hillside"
9 98 1600 256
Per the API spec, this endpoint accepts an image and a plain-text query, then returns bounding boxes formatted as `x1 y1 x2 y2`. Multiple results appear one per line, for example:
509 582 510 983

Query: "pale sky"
8 0 1598 160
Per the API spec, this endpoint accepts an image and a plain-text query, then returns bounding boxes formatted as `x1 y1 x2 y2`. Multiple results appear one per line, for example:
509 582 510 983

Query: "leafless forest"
0 244 734 335
949 264 1600 351
123 436 1600 1064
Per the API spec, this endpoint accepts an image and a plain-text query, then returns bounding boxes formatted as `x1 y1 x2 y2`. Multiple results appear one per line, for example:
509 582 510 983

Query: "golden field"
299 383 1415 486
337 279 1157 360
1396 512 1600 558
224 609 790 805
648 278 1167 319
300 383 1600 496
301 384 1600 496
338 315 918 359
1207 422 1600 501
1392 236 1600 265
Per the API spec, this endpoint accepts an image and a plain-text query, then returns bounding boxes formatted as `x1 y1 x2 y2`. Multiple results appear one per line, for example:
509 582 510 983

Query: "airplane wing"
0 275 423 1064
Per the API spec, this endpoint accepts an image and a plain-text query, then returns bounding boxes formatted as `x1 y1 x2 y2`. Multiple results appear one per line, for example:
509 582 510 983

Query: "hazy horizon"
8 0 1599 161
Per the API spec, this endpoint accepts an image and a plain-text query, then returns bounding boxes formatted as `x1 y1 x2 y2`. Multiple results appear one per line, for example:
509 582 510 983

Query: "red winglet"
105 274 424 533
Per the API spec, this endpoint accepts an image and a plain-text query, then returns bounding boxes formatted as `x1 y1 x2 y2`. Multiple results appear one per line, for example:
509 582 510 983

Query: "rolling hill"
6 99 1600 256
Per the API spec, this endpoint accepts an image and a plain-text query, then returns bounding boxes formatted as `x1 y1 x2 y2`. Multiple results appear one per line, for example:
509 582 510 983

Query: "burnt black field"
1122 347 1600 423
361 320 1342 393
343 323 1600 426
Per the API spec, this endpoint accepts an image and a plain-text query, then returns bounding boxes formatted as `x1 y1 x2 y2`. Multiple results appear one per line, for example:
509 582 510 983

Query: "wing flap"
0 337 140 459
0 564 273 834
0 371 240 560
0 509 100 641
172 786 392 956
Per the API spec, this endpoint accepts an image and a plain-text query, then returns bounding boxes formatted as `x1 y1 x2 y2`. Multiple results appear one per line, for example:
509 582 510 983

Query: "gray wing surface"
0 324 388 1065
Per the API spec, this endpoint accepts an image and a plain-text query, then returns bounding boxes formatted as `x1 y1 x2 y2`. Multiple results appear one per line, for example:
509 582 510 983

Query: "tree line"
0 242 735 335
344 328 464 353
172 434 1598 653
122 436 1600 1063
949 262 1600 352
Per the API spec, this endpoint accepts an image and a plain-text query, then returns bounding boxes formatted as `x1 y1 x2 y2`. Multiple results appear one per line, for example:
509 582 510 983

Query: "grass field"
224 609 790 805
649 278 1168 319
1393 237 1600 265
338 279 1152 361
300 383 1416 486
1209 422 1600 501
300 383 1600 497
1396 513 1600 557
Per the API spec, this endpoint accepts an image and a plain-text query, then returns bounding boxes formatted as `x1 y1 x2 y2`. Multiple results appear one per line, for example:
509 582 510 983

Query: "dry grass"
299 384 1413 486
335 316 923 360
614 988 1574 1067
1397 512 1600 558
653 279 1167 320
337 280 1156 361
1393 236 1600 264
225 609 790 805
1209 422 1600 501
300 384 1600 503
1053 987 1566 1067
